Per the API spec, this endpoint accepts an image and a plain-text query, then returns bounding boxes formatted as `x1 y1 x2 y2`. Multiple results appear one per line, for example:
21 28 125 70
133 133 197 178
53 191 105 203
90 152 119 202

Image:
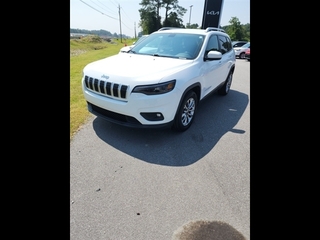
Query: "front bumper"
83 86 181 128
87 102 174 129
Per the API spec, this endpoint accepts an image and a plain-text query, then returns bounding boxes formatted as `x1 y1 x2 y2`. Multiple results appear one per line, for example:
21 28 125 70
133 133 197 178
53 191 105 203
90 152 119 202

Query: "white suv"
82 27 236 131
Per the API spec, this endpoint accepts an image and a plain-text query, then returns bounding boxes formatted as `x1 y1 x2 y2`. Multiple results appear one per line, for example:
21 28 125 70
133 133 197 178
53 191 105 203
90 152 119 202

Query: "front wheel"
172 91 198 132
239 52 245 59
218 70 233 95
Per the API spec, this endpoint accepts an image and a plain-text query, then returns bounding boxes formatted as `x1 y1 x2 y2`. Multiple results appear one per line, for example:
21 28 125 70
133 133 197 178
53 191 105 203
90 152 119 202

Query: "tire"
239 52 245 59
218 70 233 95
172 91 198 132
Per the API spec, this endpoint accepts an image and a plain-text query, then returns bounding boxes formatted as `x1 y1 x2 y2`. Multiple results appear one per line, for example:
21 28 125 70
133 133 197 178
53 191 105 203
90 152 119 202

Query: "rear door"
217 35 234 83
200 34 234 98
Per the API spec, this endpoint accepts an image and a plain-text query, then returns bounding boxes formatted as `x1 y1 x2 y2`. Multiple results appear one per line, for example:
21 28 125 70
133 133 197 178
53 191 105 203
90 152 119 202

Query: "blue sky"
70 0 250 37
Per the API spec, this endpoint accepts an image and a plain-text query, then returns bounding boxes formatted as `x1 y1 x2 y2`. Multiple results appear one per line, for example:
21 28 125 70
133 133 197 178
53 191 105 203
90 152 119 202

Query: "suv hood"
83 53 193 84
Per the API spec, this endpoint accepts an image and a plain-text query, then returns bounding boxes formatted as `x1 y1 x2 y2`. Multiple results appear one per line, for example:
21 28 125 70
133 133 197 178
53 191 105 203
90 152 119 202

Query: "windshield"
133 35 149 46
242 42 250 48
130 32 205 59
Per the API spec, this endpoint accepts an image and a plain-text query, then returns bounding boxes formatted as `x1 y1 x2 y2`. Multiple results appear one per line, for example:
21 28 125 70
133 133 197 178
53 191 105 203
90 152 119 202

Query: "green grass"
70 35 135 140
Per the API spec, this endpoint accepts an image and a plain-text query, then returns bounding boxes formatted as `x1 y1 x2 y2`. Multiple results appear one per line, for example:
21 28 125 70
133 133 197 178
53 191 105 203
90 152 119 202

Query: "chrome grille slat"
93 79 99 92
106 82 112 95
120 85 127 98
84 75 128 100
113 83 119 97
99 81 105 93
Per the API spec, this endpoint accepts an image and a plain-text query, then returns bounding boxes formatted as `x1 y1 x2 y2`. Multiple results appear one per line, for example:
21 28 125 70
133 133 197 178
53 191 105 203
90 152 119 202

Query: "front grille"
84 75 128 99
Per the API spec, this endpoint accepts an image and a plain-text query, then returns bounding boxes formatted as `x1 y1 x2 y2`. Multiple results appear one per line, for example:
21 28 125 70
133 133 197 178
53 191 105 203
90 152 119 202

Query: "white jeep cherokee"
82 27 236 131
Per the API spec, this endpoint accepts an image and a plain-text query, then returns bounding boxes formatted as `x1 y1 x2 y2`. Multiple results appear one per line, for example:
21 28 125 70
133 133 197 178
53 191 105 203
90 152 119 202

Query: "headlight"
132 80 176 95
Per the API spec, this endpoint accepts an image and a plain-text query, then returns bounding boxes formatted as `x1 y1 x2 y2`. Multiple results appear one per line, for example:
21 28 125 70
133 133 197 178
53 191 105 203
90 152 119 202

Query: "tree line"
70 29 131 39
137 0 249 41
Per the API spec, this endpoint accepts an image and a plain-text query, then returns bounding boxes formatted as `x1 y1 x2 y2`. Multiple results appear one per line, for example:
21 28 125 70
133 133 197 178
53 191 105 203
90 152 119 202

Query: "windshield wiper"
152 53 177 59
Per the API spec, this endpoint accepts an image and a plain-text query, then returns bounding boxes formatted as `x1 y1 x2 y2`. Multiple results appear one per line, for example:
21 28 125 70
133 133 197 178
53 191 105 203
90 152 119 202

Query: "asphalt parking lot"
70 58 250 239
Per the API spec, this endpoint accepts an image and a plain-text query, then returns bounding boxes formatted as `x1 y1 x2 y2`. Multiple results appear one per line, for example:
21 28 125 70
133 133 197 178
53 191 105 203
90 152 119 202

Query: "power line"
120 6 134 23
96 0 117 15
80 0 118 20
79 0 135 36
101 0 135 32
107 0 119 8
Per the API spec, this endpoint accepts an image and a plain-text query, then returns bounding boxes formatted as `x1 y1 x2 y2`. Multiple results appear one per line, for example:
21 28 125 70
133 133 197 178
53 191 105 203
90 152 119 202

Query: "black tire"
239 52 245 59
218 70 233 95
172 91 198 132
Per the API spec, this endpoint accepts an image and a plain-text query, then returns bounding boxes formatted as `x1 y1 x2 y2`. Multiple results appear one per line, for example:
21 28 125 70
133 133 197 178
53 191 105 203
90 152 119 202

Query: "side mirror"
204 50 222 61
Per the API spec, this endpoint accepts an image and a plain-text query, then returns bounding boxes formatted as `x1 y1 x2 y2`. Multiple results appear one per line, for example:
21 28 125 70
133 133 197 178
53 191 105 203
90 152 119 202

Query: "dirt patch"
70 49 87 57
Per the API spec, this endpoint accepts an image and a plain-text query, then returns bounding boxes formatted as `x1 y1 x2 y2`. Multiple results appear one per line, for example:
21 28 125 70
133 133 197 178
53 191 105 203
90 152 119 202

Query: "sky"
70 0 250 37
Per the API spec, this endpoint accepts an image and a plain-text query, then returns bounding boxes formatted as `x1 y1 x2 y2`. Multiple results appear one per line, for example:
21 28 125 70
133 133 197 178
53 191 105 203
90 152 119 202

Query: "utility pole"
118 4 122 43
188 5 193 27
134 22 136 38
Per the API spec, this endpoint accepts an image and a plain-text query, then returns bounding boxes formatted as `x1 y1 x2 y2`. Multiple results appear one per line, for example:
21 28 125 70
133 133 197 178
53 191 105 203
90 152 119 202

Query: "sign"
201 0 224 29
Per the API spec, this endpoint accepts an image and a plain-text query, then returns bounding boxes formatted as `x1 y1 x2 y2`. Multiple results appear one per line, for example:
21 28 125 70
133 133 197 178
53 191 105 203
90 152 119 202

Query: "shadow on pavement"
92 89 249 166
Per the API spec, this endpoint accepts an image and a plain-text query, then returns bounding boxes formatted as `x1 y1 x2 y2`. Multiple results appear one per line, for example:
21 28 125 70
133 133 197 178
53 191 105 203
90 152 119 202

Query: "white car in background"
234 42 250 59
119 35 149 53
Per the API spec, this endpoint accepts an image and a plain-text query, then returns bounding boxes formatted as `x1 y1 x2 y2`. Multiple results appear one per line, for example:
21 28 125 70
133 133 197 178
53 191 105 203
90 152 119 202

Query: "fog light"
140 112 164 121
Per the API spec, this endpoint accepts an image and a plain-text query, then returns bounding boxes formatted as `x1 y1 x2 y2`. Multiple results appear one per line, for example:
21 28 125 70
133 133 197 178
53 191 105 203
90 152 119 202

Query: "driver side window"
206 36 219 52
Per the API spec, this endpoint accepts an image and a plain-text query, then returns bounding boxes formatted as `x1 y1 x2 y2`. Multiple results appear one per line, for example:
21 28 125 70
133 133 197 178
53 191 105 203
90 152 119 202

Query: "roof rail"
158 27 184 31
205 27 225 33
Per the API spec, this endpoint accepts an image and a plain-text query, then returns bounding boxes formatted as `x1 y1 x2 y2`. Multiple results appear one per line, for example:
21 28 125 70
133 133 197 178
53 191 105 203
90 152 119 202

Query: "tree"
162 0 186 27
242 23 250 40
139 9 160 34
226 17 247 41
139 0 186 33
138 0 162 34
186 23 199 29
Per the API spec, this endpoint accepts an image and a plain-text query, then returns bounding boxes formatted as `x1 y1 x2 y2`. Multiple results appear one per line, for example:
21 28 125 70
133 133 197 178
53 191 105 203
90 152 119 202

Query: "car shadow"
92 89 249 166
